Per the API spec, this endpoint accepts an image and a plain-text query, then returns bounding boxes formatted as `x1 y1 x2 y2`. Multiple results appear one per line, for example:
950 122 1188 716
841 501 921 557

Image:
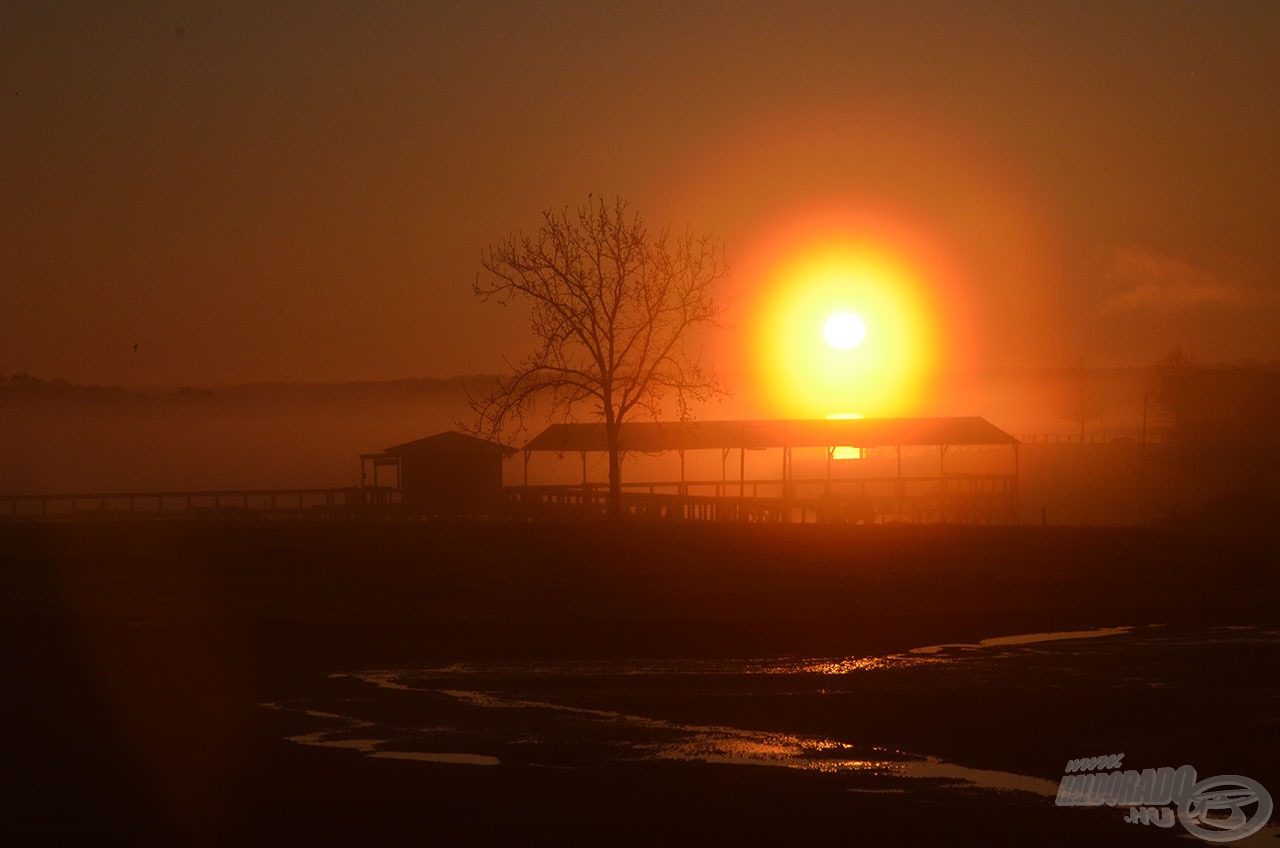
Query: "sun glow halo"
749 239 941 418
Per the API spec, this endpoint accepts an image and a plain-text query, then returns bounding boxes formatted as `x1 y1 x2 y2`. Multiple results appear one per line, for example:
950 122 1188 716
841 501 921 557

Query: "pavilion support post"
523 450 530 487
677 449 687 519
581 451 588 489
939 445 948 521
825 447 832 497
721 448 728 497
781 446 791 521
896 445 903 520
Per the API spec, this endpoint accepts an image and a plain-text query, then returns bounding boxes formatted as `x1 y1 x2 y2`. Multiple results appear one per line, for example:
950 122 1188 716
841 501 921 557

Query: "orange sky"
4 2 1279 388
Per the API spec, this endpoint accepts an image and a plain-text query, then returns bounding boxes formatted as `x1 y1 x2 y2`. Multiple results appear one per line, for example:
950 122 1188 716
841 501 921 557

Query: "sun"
823 311 866 349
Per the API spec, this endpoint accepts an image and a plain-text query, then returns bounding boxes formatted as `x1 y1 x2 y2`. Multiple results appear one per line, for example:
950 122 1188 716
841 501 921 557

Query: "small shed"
360 431 513 517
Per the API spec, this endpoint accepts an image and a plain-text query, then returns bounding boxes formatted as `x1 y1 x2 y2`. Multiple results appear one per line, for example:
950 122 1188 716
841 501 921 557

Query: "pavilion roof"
522 417 1019 453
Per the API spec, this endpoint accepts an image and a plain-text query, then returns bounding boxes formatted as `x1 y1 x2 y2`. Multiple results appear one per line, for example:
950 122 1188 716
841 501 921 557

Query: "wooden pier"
506 472 1018 525
0 486 401 521
1 475 1015 524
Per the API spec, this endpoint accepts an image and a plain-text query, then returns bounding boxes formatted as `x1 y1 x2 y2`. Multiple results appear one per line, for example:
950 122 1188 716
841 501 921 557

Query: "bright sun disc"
823 311 866 349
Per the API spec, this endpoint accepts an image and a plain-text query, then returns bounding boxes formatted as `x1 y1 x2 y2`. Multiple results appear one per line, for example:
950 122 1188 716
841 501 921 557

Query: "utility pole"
1140 391 1149 463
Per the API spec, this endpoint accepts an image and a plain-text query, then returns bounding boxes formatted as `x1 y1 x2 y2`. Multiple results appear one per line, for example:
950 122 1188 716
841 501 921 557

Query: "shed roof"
381 430 515 456
522 418 1018 453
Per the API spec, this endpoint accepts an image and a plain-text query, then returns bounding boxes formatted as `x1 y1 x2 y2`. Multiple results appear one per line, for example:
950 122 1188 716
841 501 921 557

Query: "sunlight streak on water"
767 654 938 674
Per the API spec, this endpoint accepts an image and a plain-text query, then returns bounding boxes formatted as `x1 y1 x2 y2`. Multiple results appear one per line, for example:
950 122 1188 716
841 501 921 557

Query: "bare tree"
1152 346 1198 430
470 196 728 519
1061 355 1105 441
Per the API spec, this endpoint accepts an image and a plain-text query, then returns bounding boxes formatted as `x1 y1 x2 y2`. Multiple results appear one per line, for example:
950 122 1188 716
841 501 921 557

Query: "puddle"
909 625 1134 655
896 757 1060 797
265 701 500 766
369 752 500 766
269 625 1276 805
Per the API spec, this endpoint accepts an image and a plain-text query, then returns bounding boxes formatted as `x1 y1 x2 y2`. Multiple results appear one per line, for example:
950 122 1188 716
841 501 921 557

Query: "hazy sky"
4 1 1279 387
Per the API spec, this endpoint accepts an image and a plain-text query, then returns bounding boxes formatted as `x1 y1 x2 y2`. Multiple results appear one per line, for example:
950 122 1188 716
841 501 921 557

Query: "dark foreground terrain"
2 520 1277 845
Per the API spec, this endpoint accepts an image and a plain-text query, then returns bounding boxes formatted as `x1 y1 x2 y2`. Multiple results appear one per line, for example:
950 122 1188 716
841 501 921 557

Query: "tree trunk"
606 424 622 520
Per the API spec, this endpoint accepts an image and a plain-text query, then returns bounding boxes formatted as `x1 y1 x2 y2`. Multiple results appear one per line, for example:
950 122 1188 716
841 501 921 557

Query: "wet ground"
3 521 1278 844
270 625 1278 797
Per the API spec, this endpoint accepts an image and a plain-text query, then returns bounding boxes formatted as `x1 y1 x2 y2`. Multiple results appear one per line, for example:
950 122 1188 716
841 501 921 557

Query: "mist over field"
0 368 1110 491
5 363 1275 528
0 375 484 493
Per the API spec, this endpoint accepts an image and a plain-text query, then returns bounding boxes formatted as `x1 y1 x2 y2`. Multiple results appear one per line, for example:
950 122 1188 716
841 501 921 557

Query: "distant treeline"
0 372 500 408
1151 357 1280 459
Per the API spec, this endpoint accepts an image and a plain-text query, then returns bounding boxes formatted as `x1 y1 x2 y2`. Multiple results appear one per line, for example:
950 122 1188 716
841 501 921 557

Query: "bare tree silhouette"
1152 346 1198 431
1061 356 1105 441
470 196 728 519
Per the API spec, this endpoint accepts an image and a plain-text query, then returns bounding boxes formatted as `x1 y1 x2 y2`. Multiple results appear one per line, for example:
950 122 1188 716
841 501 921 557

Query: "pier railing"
3 473 1018 524
0 486 401 520
505 473 1018 524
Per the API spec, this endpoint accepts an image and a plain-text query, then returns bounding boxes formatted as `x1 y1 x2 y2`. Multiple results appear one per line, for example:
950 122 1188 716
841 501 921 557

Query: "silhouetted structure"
511 417 1021 524
360 431 514 517
1 422 1018 524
